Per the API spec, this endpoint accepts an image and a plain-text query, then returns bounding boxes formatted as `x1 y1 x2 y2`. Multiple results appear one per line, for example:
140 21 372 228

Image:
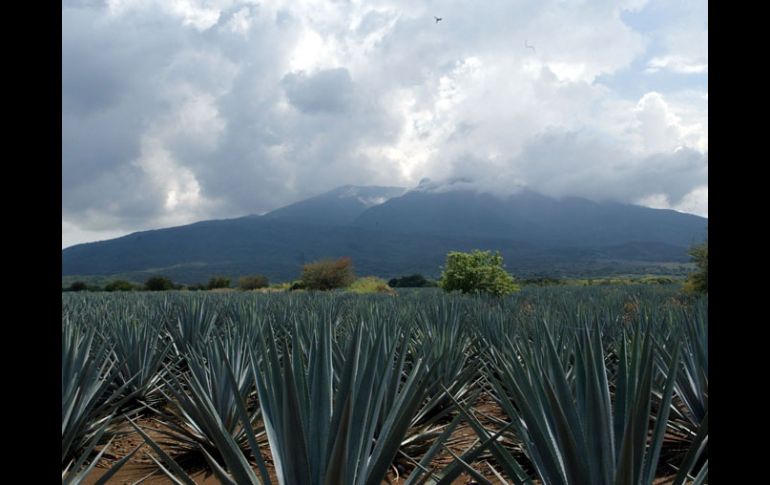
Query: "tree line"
65 241 708 296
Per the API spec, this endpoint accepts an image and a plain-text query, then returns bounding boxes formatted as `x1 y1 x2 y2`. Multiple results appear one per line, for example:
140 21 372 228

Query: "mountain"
262 185 406 226
354 188 705 247
62 185 708 284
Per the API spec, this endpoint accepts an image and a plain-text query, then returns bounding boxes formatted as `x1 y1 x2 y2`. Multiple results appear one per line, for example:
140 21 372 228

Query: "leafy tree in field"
144 276 174 291
207 276 231 290
104 280 138 292
69 281 87 292
238 275 269 290
439 250 519 296
683 239 708 294
300 257 355 290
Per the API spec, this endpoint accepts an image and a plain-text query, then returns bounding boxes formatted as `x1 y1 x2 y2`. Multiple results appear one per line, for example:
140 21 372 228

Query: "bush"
68 281 88 292
289 280 306 291
387 274 438 288
238 275 269 290
207 276 231 290
104 280 137 292
349 276 396 295
300 257 355 291
144 276 175 291
438 250 519 296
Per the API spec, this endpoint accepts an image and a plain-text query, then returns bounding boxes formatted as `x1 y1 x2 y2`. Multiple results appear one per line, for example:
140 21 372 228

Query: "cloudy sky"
62 0 707 248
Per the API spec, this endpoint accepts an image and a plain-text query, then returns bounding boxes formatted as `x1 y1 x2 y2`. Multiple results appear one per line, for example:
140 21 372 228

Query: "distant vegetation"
104 280 138 292
62 250 693 294
238 275 269 290
348 276 396 295
207 276 231 290
62 271 686 293
439 250 519 296
68 281 88 292
683 239 708 294
300 257 355 291
519 276 566 286
144 276 175 291
388 274 438 288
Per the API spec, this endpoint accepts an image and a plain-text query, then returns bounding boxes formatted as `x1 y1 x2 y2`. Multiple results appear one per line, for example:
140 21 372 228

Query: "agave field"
62 286 707 485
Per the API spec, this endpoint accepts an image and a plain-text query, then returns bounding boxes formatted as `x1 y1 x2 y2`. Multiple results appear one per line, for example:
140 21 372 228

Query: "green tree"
207 276 231 290
438 250 519 296
683 239 708 294
238 275 269 290
300 257 355 290
144 276 174 291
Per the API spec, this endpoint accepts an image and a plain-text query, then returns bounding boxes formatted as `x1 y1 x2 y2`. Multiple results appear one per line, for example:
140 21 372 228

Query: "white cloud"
634 185 707 217
646 55 707 74
634 91 685 153
673 185 708 217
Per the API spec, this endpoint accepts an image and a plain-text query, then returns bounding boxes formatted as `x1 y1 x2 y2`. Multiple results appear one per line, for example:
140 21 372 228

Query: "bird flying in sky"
435 16 443 23
525 40 535 53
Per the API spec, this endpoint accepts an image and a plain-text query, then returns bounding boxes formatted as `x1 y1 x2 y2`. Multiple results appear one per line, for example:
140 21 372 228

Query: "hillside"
62 185 707 283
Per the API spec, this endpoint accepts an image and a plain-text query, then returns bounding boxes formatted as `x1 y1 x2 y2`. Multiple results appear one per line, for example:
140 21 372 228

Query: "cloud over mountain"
62 0 707 248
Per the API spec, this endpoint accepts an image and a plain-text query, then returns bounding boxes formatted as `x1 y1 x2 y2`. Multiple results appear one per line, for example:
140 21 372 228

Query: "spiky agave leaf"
130 337 272 485
252 312 432 485
165 296 219 357
152 333 264 457
62 321 137 481
472 319 681 485
106 308 171 404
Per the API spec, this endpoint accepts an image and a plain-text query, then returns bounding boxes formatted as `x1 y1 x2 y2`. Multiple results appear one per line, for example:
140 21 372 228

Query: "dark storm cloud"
62 5 176 224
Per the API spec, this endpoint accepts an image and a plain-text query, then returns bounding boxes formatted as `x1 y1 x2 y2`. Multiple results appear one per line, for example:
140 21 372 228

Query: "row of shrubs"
66 257 442 294
64 275 271 293
64 244 706 296
66 273 680 293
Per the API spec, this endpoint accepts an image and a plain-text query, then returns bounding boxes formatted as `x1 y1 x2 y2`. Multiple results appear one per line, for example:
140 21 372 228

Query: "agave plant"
446 320 684 485
671 302 708 427
62 322 136 483
61 283 708 484
151 330 265 463
127 349 270 485
401 296 480 465
252 315 432 485
106 309 171 405
165 296 219 357
654 301 708 483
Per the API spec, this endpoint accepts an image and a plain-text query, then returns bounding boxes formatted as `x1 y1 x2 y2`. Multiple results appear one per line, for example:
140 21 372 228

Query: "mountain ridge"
62 185 707 283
